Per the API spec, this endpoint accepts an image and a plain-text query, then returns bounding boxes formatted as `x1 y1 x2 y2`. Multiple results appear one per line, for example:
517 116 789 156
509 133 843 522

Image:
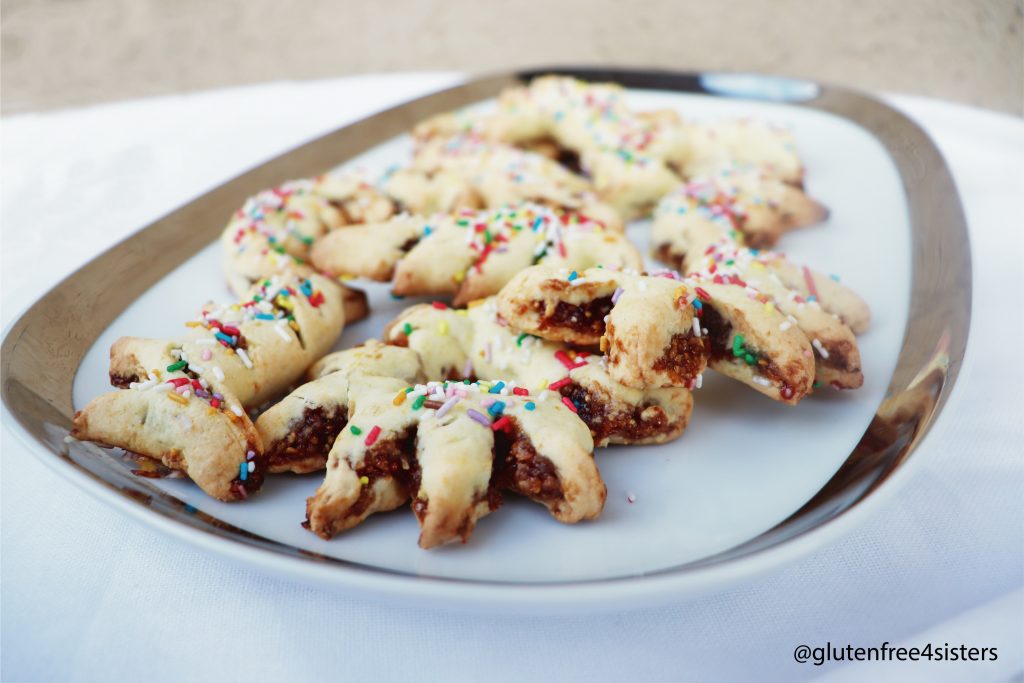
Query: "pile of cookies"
72 76 871 549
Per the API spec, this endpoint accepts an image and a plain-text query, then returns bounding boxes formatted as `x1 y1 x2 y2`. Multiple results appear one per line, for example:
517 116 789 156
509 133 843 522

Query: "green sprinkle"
732 334 745 357
349 425 362 435
411 395 426 410
166 360 187 372
813 381 823 389
744 353 756 365
300 235 314 246
516 333 528 347
404 387 414 394
403 323 413 336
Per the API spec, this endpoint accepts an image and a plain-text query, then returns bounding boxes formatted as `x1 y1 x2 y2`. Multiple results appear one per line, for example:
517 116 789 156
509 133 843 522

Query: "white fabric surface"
2 73 1022 682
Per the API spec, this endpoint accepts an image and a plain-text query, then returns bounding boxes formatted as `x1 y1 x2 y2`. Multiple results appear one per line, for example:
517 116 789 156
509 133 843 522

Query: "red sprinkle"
802 266 820 300
190 379 202 390
554 350 577 370
364 425 381 447
431 301 448 310
548 377 573 391
512 387 529 396
167 378 190 388
220 325 241 336
308 291 325 307
210 399 221 408
561 396 579 413
491 416 511 432
695 287 712 301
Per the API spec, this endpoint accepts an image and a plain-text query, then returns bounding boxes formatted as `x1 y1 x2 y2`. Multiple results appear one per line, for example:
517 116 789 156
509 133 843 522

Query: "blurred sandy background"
2 0 1022 115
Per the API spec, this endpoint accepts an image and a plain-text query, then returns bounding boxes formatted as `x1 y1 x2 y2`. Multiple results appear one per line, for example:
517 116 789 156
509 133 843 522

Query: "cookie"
257 341 424 474
310 202 643 307
496 265 860 403
304 375 606 548
652 165 828 261
71 273 347 500
494 266 708 390
678 119 806 186
383 299 694 446
387 134 623 230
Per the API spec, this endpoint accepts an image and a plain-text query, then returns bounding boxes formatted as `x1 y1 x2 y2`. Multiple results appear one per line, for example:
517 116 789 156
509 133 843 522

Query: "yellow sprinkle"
289 320 300 332
167 392 188 405
467 298 484 308
393 391 407 406
438 321 449 335
275 295 294 311
359 476 369 486
673 285 687 300
207 407 217 415
151 369 163 380
184 321 201 328
599 336 608 353
539 378 549 389
763 301 774 313
338 274 354 282
452 271 466 283
455 309 468 317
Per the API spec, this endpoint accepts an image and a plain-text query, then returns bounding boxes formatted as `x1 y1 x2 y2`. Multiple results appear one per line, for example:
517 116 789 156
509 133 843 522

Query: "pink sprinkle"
201 349 213 361
455 388 469 398
611 287 624 304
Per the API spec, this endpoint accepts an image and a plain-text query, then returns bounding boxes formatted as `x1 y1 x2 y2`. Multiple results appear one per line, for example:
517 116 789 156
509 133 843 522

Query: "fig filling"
229 438 266 499
536 296 613 337
110 372 137 389
654 243 685 271
347 427 420 519
815 338 857 372
492 421 563 502
559 383 670 443
700 306 797 398
267 405 349 470
651 333 708 384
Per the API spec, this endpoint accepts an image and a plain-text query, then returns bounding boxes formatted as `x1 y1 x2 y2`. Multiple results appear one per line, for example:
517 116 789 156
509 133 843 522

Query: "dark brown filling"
267 405 349 470
492 420 563 502
110 372 138 389
537 296 613 337
229 438 266 500
652 333 708 384
653 243 685 271
398 236 420 253
559 383 670 443
347 427 420 519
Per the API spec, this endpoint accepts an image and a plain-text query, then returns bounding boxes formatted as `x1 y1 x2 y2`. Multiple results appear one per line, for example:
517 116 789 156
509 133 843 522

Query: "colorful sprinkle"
364 425 381 446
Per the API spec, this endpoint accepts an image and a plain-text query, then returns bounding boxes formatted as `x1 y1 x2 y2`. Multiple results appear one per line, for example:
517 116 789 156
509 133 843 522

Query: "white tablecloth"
2 73 1022 682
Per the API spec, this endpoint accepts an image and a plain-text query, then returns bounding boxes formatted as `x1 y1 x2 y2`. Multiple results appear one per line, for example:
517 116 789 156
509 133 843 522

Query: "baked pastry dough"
652 165 828 260
71 273 347 500
677 119 806 186
310 202 643 307
383 299 694 445
496 264 865 403
386 134 623 230
220 171 390 321
304 375 605 548
494 266 708 390
416 76 685 220
257 340 424 473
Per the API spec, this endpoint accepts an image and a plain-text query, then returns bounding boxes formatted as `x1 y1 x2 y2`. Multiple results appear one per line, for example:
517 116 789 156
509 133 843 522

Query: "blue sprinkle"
568 271 578 281
489 381 505 394
278 289 291 297
423 226 433 236
214 331 234 345
692 300 703 310
808 295 818 302
829 274 840 282
183 503 198 514
254 312 275 320
488 401 505 417
390 293 406 300
239 462 248 481
524 402 536 411
532 217 543 231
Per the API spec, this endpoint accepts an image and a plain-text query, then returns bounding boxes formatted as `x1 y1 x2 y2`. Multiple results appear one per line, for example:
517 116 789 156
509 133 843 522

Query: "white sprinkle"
236 349 253 369
812 338 830 359
691 317 702 337
779 320 792 331
752 375 772 387
273 323 292 342
538 390 550 402
213 366 225 381
231 405 243 417
248 461 256 473
695 373 703 389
